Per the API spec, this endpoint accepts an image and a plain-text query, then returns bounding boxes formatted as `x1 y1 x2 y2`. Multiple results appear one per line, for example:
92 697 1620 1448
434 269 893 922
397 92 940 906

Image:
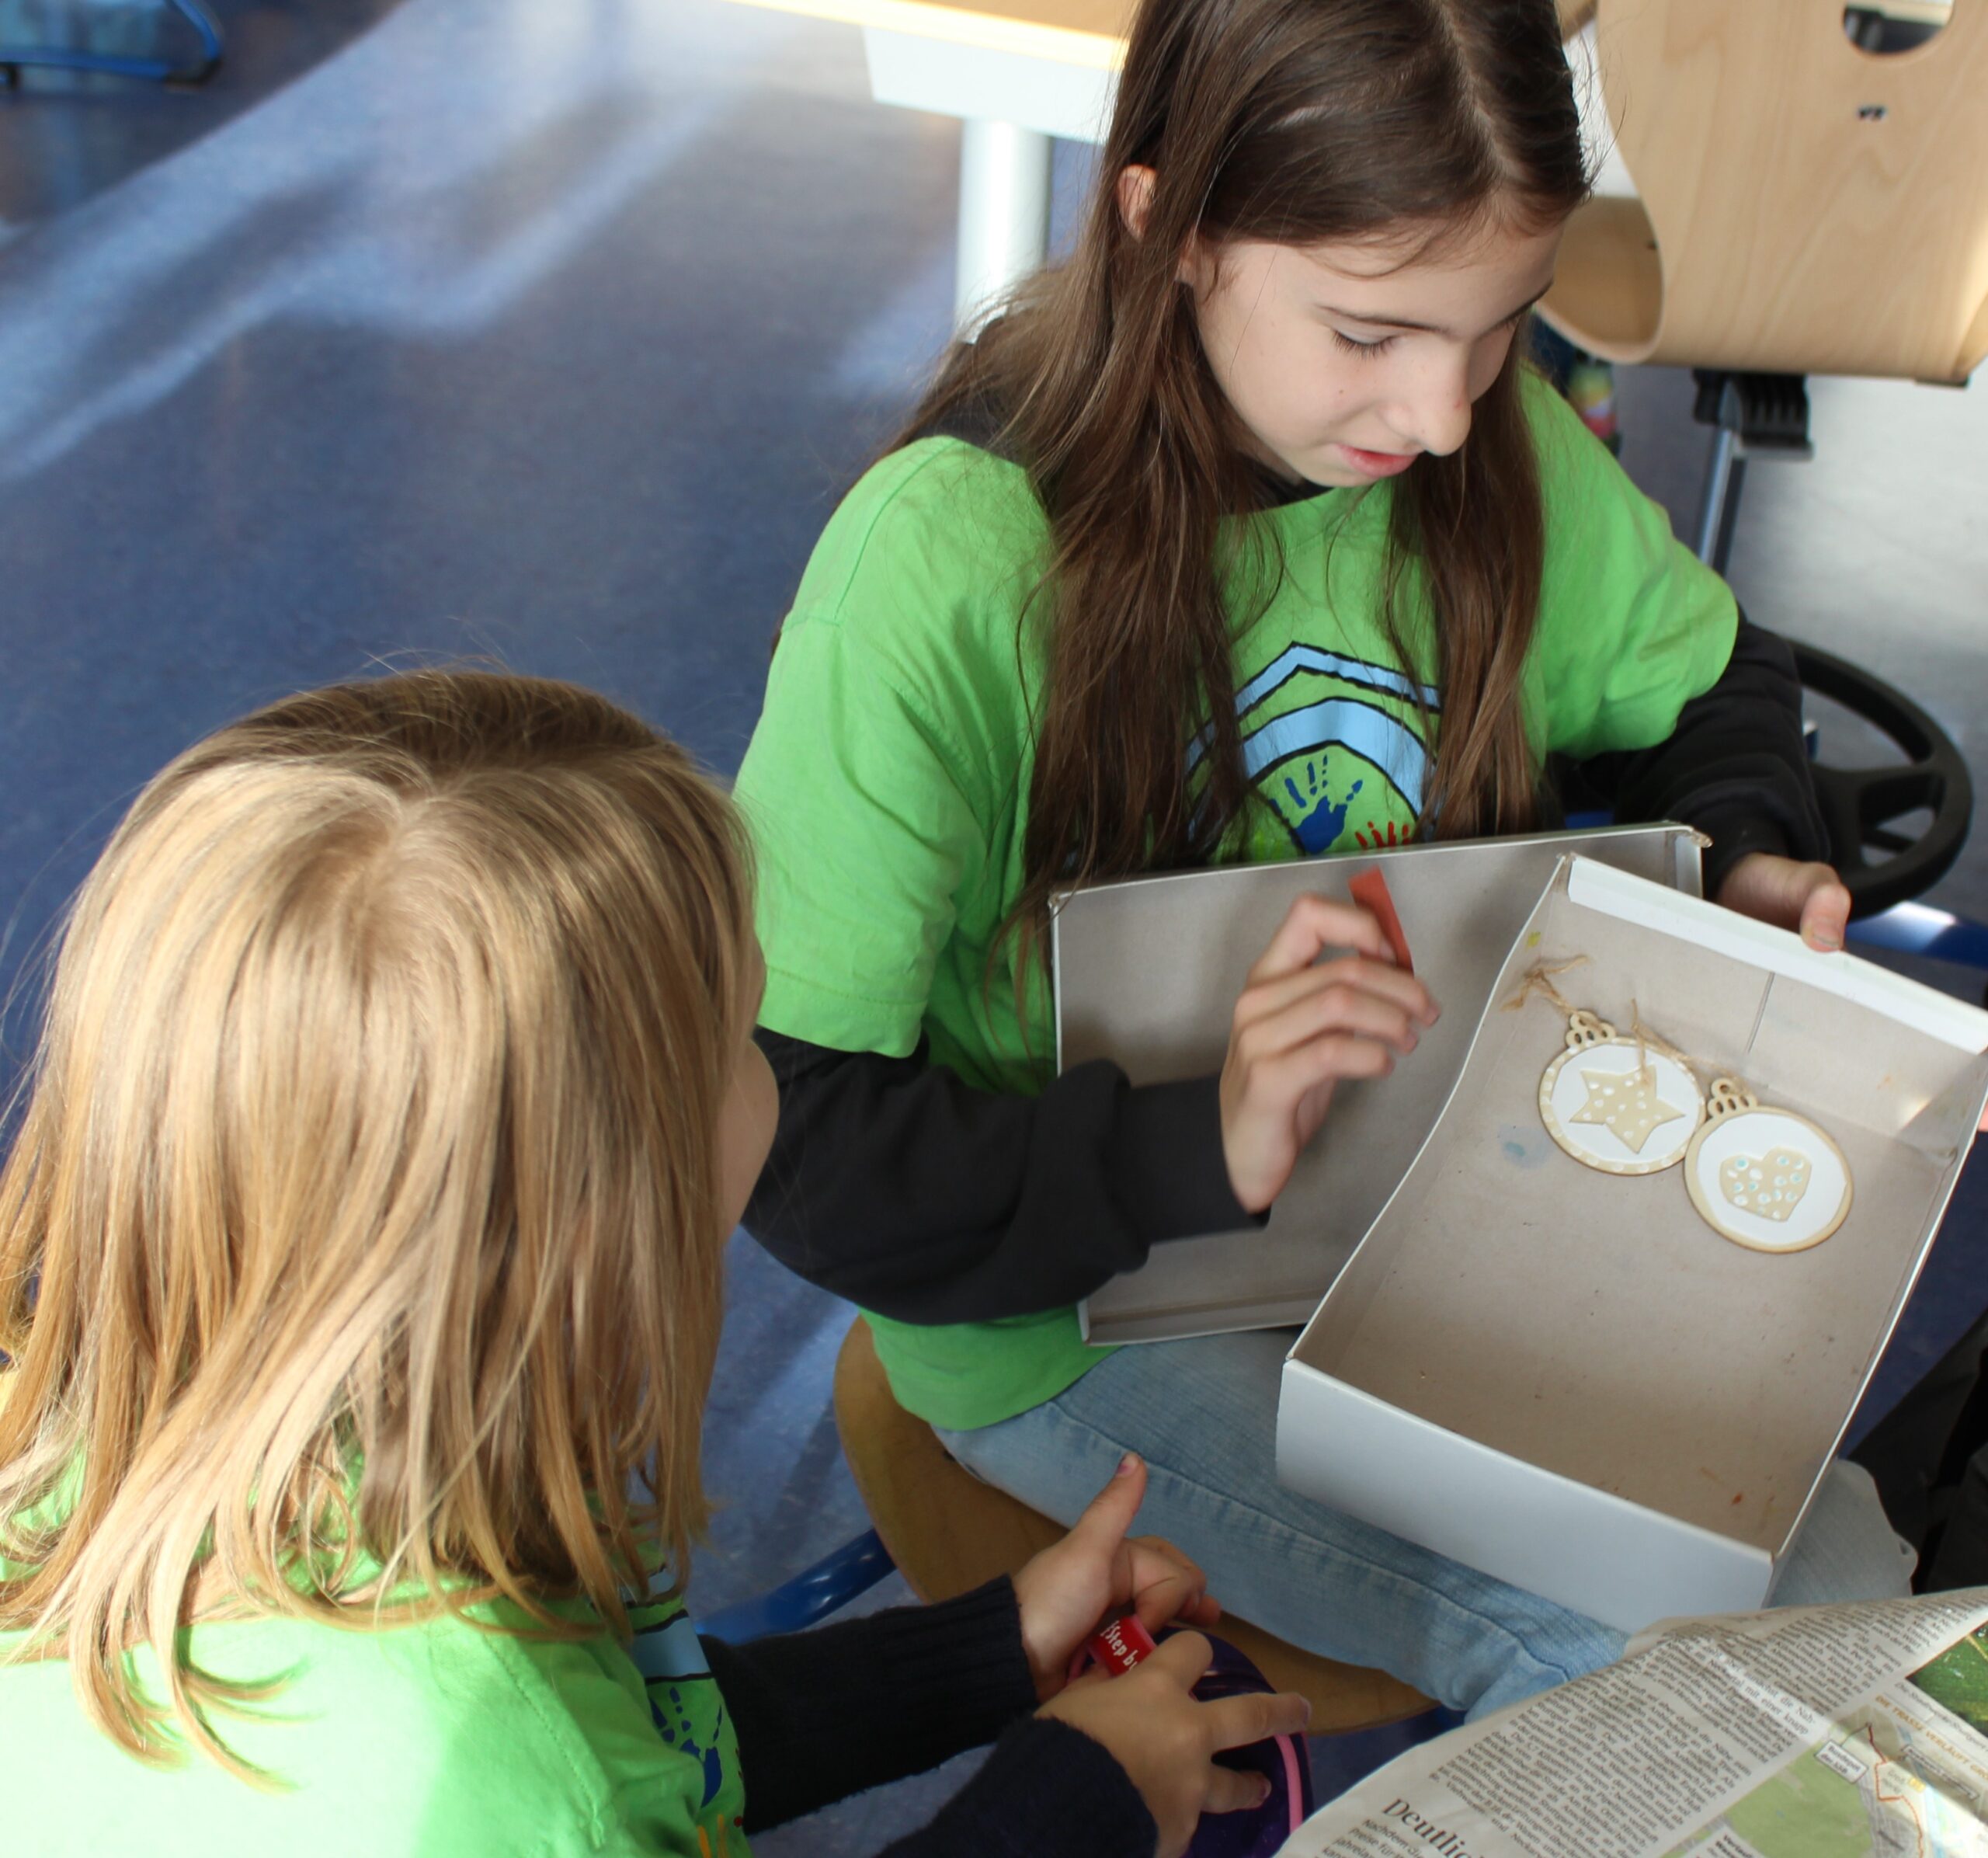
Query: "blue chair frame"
1 0 221 85
1846 903 1988 970
698 1528 896 1644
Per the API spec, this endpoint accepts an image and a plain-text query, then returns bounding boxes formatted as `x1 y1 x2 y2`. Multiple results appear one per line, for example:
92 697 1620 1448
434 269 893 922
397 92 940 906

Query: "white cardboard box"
1277 856 1988 1634
1055 826 1703 1342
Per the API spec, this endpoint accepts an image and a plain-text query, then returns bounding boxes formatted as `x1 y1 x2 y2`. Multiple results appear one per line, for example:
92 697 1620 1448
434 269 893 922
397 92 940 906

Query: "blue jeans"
936 1327 1916 1721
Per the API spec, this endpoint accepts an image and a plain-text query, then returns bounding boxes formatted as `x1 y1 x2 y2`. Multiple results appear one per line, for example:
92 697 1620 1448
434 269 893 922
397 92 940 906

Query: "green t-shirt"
0 1521 747 1856
734 374 1736 1432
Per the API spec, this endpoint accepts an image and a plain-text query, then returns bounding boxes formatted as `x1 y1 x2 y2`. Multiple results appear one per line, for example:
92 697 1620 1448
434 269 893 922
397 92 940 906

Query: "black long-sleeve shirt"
705 1578 1154 1856
742 617 1830 1327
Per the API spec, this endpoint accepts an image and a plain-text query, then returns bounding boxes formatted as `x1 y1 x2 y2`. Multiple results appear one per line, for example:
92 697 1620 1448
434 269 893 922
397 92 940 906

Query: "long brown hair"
0 671 752 1773
906 0 1588 954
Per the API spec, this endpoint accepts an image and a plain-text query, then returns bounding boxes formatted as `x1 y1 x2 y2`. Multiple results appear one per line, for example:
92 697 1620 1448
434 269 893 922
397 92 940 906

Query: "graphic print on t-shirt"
1197 644 1438 857
629 1600 749 1854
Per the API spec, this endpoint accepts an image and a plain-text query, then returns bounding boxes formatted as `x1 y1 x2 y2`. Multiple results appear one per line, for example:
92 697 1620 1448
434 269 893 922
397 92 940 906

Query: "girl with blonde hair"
0 670 1300 1858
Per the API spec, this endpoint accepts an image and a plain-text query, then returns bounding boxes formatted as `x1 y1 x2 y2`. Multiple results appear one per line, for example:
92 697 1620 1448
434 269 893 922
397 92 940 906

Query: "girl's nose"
1400 392 1473 458
1395 357 1476 458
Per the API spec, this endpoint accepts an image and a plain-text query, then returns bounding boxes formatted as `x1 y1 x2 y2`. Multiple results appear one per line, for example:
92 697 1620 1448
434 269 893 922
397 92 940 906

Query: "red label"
1086 1614 1159 1675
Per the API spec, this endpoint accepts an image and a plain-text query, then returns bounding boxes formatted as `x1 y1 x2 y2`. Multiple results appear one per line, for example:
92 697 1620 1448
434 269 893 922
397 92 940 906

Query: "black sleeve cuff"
1690 795 1798 898
1109 1074 1267 1241
1595 615 1830 895
708 1577 1041 1832
878 1715 1159 1858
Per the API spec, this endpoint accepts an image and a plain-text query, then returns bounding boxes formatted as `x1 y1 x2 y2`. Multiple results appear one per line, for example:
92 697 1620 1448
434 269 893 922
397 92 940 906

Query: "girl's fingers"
1233 955 1438 1035
1246 894 1394 984
1246 1035 1399 1108
1232 985 1421 1069
1172 1589 1223 1627
1124 1538 1214 1628
1060 1665 1113 1693
1124 1533 1203 1582
1128 1568 1207 1633
1199 1686 1313 1755
1145 1630 1217 1692
1203 1765 1277 1817
1221 909 1435 1213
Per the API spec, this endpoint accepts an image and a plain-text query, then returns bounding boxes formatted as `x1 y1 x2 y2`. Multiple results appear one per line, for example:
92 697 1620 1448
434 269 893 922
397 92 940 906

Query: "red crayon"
1348 868 1413 974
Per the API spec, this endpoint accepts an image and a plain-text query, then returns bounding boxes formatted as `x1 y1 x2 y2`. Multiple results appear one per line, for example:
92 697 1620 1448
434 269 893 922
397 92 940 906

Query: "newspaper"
1284 1593 1988 1858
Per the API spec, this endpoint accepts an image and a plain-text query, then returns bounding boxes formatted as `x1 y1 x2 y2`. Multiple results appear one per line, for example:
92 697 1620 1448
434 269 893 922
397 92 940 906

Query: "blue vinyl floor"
3 1 1988 1848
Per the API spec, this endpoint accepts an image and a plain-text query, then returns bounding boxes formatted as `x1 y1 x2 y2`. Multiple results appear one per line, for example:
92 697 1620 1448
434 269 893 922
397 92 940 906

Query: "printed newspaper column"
1282 1595 1988 1858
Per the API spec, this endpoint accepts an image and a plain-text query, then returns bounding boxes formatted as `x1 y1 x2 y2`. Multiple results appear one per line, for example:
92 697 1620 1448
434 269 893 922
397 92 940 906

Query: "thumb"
1068 1452 1148 1555
1800 874 1851 952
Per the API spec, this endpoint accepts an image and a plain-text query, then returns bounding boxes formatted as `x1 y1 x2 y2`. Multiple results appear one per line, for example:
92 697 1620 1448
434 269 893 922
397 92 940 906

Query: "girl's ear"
1117 165 1206 293
1175 229 1211 294
1114 164 1158 239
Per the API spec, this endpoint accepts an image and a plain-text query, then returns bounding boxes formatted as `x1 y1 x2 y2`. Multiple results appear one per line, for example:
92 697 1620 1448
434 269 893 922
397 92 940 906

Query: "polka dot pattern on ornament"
1719 1150 1812 1223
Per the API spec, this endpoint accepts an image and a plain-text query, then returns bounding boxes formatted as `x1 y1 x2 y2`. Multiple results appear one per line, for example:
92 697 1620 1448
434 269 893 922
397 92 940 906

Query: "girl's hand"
1715 853 1851 952
1221 895 1439 1213
1038 1632 1312 1858
1010 1454 1220 1703
1716 854 1988 1130
1720 853 1988 1135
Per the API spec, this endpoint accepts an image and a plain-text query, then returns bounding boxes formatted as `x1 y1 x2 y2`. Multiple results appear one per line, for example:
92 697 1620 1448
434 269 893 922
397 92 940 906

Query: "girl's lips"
1338 444 1420 478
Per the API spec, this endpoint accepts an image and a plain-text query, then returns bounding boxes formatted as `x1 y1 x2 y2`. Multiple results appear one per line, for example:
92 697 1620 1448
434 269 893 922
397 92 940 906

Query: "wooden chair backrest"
1545 0 1988 381
829 1317 1434 1734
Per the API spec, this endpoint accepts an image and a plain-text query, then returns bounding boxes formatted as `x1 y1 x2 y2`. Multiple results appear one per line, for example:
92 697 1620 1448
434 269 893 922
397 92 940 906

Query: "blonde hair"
0 670 752 1772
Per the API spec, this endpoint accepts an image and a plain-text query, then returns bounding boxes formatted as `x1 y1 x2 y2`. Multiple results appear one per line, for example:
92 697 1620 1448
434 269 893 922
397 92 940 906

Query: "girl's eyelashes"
1330 328 1395 358
1330 306 1531 360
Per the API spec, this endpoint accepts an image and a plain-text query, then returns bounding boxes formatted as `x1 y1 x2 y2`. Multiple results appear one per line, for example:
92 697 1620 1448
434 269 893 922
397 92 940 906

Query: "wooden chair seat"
832 1316 1432 1735
1543 0 1988 382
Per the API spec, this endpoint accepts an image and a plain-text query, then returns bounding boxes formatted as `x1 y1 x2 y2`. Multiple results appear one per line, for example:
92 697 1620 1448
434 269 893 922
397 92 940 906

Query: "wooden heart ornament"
1719 1149 1812 1222
1686 1079 1851 1254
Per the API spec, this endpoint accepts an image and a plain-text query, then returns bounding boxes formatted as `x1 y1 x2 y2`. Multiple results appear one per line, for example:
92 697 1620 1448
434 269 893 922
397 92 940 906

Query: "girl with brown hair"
0 670 1305 1858
735 0 1912 1719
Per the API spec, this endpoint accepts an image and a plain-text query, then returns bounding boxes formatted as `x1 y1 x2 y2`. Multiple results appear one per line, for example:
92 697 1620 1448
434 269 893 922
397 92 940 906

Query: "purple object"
1181 1631 1315 1857
1073 1631 1304 1858
1073 1627 1314 1857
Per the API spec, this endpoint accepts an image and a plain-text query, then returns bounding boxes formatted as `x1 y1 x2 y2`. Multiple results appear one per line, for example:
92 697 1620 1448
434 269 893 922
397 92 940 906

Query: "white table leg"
954 118 1053 332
